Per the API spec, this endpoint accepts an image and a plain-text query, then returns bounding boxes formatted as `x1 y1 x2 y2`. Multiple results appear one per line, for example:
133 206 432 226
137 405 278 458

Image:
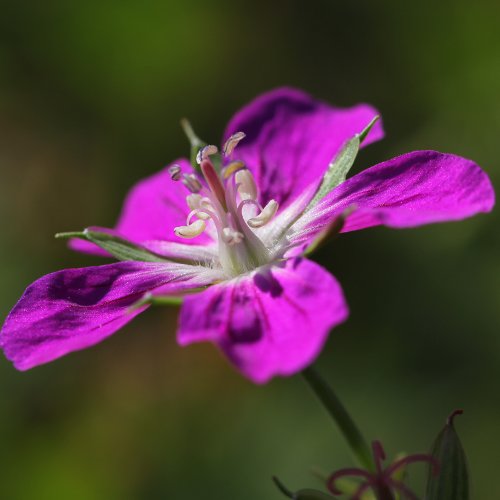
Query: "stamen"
200 159 227 210
196 144 218 165
222 227 244 245
186 193 202 211
223 131 246 156
200 197 215 212
186 195 211 220
247 200 279 228
221 161 246 180
168 164 182 181
235 168 258 201
174 219 206 239
182 173 202 193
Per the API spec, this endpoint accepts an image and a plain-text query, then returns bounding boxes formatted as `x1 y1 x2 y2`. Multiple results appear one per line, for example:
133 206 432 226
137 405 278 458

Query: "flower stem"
302 366 374 472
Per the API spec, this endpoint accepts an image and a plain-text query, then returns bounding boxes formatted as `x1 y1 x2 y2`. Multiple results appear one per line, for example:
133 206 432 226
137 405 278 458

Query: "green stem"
302 366 374 472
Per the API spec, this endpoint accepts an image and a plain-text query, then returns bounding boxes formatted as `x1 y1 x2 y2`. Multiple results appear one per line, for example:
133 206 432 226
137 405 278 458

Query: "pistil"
200 158 227 211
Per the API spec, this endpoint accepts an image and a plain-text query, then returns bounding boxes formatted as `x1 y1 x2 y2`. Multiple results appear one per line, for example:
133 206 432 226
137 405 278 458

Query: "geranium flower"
0 88 494 383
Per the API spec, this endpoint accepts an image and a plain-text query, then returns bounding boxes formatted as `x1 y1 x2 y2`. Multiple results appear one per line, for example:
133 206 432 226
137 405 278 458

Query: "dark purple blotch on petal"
223 87 384 210
0 262 219 370
253 268 284 297
178 258 349 383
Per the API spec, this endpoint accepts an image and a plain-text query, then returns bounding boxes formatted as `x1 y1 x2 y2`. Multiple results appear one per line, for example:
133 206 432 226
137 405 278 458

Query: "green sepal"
55 229 171 263
306 116 379 210
303 207 355 256
127 292 183 312
180 118 207 171
272 477 334 500
307 136 359 209
425 409 469 500
357 115 380 144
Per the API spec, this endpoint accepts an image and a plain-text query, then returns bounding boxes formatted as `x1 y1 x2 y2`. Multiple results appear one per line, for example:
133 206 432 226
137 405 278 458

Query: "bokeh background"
0 0 499 498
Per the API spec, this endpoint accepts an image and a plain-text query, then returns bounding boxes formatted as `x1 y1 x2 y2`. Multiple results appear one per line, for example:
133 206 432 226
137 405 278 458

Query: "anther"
174 219 206 239
247 200 279 228
186 194 210 220
168 164 182 181
223 131 246 156
196 144 218 165
221 161 246 180
222 227 244 245
235 169 258 201
182 173 202 193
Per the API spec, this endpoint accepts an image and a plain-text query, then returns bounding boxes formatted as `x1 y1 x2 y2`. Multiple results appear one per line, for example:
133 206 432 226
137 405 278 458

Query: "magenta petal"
223 87 384 210
295 150 495 242
178 258 348 384
0 262 220 370
71 158 215 256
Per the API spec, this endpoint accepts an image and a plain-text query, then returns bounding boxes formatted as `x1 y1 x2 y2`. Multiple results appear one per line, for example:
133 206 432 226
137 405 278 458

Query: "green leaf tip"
306 115 379 211
357 115 380 144
128 292 183 312
180 118 205 148
56 228 188 264
425 409 469 500
181 118 208 170
447 408 464 427
55 231 85 239
307 136 360 209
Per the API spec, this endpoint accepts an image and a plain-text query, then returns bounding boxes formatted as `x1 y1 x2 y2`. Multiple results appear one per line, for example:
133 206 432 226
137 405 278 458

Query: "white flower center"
172 135 279 277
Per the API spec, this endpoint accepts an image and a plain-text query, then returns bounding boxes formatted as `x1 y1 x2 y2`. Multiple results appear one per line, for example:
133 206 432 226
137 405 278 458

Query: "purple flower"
0 88 494 383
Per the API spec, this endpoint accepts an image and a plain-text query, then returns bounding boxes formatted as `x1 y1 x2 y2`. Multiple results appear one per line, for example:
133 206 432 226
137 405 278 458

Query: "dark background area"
0 0 499 498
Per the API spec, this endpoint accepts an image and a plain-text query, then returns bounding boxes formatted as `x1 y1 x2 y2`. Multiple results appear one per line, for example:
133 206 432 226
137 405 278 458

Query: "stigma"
172 135 279 276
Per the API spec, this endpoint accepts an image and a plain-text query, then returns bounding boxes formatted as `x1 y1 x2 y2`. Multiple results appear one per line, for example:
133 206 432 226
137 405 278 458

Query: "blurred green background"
0 0 499 498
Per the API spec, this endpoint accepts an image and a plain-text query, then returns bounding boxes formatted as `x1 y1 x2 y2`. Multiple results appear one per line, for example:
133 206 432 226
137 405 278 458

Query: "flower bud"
425 409 468 500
